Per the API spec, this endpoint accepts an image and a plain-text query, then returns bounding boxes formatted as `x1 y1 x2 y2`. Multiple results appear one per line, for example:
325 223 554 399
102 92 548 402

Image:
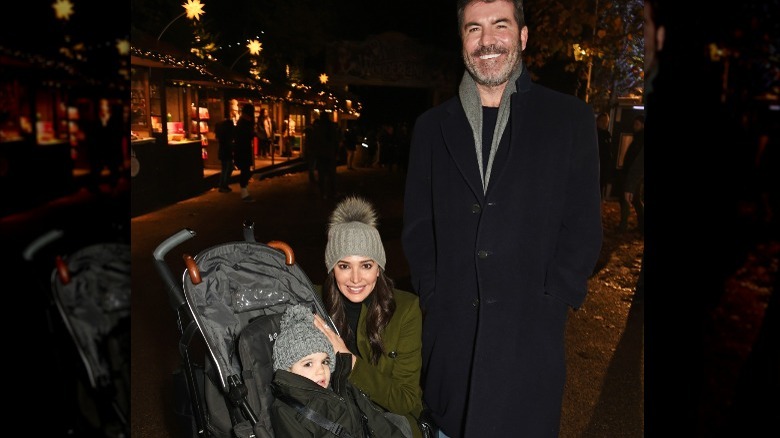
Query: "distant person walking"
310 112 340 200
214 110 235 193
82 98 124 193
596 112 614 200
257 108 273 158
343 126 359 170
618 115 644 233
234 103 257 203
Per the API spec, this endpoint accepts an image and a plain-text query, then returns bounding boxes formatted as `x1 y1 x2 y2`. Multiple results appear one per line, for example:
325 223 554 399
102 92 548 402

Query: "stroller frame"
153 220 338 438
23 229 130 437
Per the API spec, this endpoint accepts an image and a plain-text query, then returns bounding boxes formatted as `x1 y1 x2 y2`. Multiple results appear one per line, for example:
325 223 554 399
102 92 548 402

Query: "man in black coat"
401 1 602 436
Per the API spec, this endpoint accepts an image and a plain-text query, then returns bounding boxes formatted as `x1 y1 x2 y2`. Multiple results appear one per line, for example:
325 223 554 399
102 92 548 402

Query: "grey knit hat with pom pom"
272 304 335 373
325 196 386 272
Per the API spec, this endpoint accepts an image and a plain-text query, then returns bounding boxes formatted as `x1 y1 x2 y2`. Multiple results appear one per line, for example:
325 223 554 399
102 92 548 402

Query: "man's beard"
463 43 520 87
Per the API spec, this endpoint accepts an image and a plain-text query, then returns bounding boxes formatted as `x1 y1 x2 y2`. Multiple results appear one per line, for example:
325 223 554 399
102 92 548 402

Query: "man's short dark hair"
456 0 525 35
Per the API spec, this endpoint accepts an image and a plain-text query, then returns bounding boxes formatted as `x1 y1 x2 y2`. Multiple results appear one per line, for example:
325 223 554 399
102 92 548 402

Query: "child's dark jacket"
270 353 408 437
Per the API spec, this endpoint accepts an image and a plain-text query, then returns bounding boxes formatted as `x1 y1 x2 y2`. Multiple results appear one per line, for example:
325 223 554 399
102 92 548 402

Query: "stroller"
22 229 131 437
153 220 338 438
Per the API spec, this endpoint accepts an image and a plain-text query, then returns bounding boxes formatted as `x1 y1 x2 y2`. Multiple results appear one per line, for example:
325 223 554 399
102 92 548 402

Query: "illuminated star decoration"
319 73 329 84
116 39 130 56
52 0 74 21
182 0 205 21
247 40 263 55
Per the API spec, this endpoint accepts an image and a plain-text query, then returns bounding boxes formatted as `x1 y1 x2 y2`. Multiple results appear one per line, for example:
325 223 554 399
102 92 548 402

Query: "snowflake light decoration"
183 0 205 21
247 40 263 55
52 0 74 21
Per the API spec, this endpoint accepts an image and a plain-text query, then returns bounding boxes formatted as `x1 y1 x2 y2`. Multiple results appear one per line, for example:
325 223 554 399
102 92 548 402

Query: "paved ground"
129 164 645 438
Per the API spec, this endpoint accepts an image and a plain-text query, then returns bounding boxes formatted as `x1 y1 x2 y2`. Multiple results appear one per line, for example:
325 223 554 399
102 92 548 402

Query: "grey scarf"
458 62 523 193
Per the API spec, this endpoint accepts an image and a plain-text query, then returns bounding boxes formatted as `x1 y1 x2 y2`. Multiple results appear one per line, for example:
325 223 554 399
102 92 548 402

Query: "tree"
523 0 643 111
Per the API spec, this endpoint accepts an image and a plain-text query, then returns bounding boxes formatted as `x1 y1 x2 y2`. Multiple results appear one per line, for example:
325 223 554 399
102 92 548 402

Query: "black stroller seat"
154 222 338 438
24 229 130 438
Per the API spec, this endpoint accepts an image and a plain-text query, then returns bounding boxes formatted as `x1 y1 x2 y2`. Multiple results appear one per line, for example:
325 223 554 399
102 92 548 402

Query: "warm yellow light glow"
319 73 329 84
572 43 588 61
116 39 130 55
247 40 263 55
52 0 74 20
183 0 205 21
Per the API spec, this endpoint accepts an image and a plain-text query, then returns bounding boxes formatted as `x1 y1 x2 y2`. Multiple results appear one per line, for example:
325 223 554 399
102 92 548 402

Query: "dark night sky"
1 1 129 54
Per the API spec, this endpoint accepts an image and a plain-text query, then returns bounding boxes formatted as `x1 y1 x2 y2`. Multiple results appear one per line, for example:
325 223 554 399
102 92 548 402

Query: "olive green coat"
320 287 425 438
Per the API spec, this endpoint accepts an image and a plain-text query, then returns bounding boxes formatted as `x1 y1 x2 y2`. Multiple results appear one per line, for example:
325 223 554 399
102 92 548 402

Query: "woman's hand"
313 313 356 369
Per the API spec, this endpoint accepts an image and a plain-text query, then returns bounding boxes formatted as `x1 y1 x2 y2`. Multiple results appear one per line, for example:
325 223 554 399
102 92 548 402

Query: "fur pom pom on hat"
325 196 386 271
272 304 335 373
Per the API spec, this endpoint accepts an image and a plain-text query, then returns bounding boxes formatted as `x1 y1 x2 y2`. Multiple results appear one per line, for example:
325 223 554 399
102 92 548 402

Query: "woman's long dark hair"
322 268 396 365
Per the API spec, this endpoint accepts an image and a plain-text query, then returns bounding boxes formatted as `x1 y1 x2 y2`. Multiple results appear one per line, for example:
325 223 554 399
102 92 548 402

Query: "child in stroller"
270 304 412 438
155 222 411 438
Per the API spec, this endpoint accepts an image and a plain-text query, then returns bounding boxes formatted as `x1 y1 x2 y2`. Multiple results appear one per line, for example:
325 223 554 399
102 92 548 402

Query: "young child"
270 304 412 438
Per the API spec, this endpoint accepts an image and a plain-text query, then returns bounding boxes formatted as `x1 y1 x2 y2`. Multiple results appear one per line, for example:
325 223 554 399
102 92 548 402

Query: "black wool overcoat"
402 69 603 438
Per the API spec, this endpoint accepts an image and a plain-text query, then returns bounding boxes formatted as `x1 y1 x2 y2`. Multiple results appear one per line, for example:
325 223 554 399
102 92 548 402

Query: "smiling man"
401 1 603 437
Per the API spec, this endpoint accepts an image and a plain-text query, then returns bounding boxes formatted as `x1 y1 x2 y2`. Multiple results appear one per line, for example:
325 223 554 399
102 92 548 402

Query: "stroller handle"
22 229 65 261
242 219 256 242
267 241 295 265
153 228 197 310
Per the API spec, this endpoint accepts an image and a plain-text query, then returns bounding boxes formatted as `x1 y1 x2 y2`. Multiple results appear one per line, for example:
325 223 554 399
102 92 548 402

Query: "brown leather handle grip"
267 240 294 265
183 253 201 284
55 255 70 285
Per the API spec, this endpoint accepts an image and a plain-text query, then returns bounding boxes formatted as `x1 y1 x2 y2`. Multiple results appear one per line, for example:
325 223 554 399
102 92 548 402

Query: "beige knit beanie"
325 196 386 272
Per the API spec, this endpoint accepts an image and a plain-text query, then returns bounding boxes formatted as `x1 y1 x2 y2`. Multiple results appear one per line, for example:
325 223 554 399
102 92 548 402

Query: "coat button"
471 203 481 213
472 298 479 307
477 250 489 259
388 351 398 358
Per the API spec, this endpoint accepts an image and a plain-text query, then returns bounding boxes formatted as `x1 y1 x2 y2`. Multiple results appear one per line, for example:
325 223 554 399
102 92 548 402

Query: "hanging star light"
158 0 205 41
52 0 74 21
183 0 205 21
116 39 130 56
247 39 263 55
319 73 329 84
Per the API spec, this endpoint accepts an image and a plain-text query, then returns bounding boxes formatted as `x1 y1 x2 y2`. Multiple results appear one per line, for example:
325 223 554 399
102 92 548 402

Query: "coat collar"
441 69 531 198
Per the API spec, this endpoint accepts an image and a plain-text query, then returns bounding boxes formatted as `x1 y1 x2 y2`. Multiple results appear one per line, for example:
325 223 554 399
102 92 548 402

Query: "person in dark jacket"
214 112 235 193
596 111 614 199
309 112 340 199
270 304 411 438
83 98 124 193
618 115 644 233
401 1 603 437
233 103 256 202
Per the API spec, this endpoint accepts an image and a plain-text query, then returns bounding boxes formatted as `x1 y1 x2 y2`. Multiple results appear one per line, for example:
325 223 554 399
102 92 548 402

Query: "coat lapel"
441 101 485 199
482 73 531 197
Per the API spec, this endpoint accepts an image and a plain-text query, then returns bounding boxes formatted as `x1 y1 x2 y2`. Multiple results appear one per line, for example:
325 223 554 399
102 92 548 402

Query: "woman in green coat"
314 196 425 438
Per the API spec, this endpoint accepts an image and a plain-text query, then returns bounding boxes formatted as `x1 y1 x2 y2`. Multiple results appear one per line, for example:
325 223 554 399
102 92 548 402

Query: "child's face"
289 352 331 388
